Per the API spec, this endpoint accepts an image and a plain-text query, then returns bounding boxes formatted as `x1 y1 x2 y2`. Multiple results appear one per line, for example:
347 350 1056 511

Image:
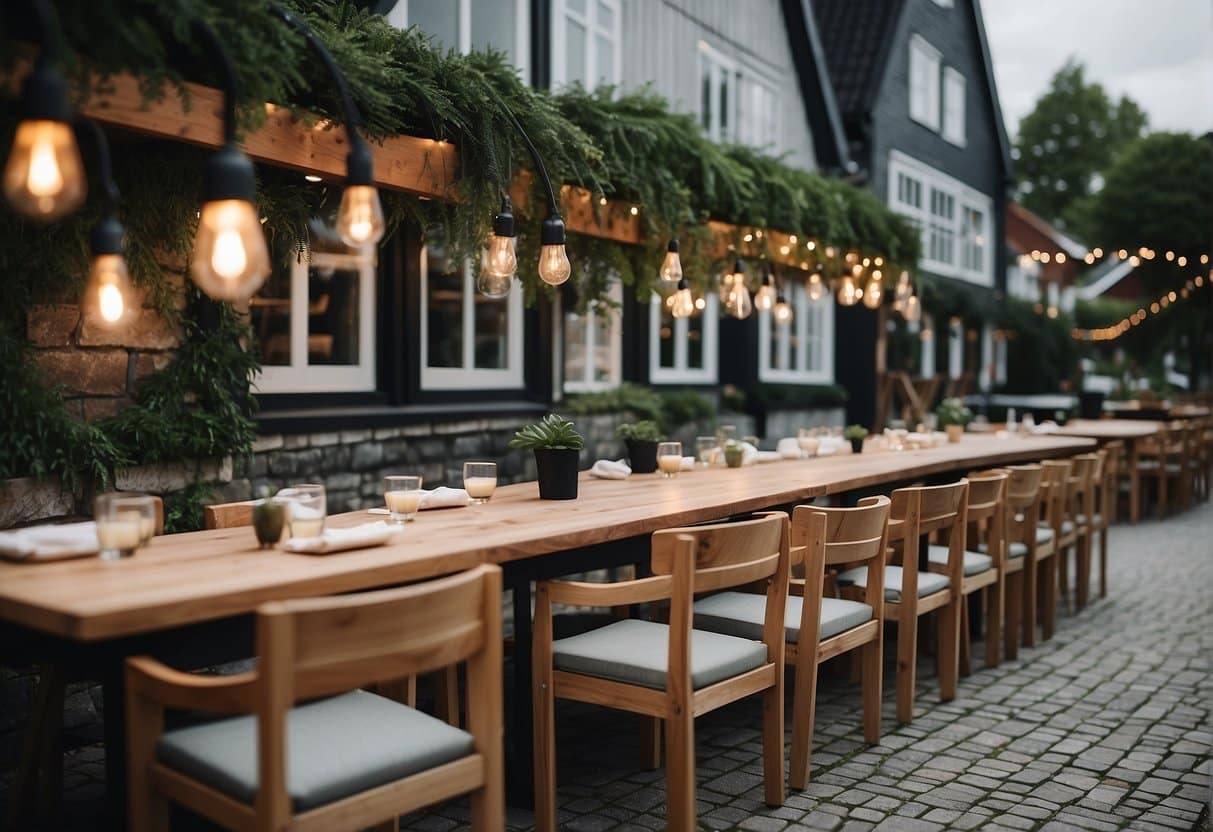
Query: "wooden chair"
1096 441 1123 599
1137 423 1188 517
204 499 258 530
1061 454 1100 612
1033 460 1070 643
126 564 504 832
997 464 1044 660
692 497 891 789
533 513 791 832
927 472 1008 675
837 480 968 724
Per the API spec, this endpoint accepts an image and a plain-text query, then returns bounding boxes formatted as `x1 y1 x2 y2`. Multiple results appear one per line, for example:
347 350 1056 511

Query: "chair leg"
895 613 918 724
985 578 1003 670
1040 558 1057 641
640 716 662 770
762 677 785 807
435 666 460 728
937 600 961 703
127 676 168 832
1057 544 1072 614
532 664 558 832
1099 526 1109 599
1022 558 1038 648
958 600 972 678
1077 531 1091 611
789 656 819 791
1004 570 1022 661
664 706 697 832
861 638 883 745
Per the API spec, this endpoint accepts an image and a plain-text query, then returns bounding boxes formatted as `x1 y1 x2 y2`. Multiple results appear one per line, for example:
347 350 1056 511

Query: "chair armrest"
538 574 673 608
126 656 256 714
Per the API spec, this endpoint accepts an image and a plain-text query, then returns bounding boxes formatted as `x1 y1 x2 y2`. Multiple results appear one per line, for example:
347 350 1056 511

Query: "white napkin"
591 459 632 479
816 437 844 456
741 442 760 466
1031 421 1060 435
369 487 470 515
283 522 402 555
680 456 697 471
756 451 782 464
776 438 801 459
0 522 100 562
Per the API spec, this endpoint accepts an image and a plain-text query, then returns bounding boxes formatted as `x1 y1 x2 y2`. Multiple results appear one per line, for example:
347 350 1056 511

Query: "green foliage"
658 390 714 431
996 298 1078 394
1014 59 1148 236
162 479 213 534
565 383 665 423
616 420 662 442
843 424 869 440
935 397 973 427
509 414 586 450
745 383 848 411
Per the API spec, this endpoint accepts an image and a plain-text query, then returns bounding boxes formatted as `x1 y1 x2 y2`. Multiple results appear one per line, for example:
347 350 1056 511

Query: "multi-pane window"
909 36 941 129
420 234 523 390
552 0 621 89
758 283 835 384
929 188 956 265
389 0 530 78
563 283 622 393
942 67 966 145
650 294 718 384
960 206 985 273
700 42 780 152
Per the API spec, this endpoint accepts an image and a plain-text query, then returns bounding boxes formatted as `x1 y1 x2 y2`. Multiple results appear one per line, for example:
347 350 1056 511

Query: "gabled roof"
1007 201 1086 259
779 0 854 173
1076 258 1138 300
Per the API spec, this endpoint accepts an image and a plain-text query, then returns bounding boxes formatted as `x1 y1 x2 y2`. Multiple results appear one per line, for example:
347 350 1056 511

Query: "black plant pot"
1078 391 1105 420
625 439 659 473
850 438 865 454
534 448 580 500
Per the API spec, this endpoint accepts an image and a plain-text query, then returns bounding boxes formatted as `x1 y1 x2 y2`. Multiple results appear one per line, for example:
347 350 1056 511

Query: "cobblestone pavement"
7 501 1212 830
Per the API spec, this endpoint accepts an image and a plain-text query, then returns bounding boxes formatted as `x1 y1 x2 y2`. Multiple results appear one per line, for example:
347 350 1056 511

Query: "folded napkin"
816 437 844 456
1030 421 1060 435
776 438 801 459
741 442 760 466
680 456 697 471
0 522 99 563
369 487 470 516
756 451 782 464
590 459 632 479
283 522 403 555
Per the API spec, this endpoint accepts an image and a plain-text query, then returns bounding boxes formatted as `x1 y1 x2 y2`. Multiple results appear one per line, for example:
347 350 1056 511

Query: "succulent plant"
509 414 586 450
616 420 663 442
843 424 870 440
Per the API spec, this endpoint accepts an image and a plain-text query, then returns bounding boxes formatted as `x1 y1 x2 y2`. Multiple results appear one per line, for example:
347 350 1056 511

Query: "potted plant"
723 439 745 468
844 424 869 454
617 420 663 473
509 414 586 500
936 397 973 443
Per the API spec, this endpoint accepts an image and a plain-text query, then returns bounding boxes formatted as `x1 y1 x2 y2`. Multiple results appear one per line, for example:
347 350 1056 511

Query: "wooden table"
0 433 1093 824
1054 419 1163 523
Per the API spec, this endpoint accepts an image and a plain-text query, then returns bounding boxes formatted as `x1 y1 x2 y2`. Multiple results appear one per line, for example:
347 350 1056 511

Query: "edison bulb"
773 296 793 326
725 282 753 319
754 280 776 311
538 244 572 285
863 279 883 309
191 199 271 300
659 244 683 285
903 294 922 323
718 271 736 304
477 270 512 299
89 254 131 324
670 279 695 318
807 273 826 301
837 275 860 306
337 185 385 247
483 233 518 281
3 120 86 221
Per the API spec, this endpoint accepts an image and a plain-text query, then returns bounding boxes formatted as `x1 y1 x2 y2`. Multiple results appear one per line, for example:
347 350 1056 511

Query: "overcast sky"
980 0 1213 141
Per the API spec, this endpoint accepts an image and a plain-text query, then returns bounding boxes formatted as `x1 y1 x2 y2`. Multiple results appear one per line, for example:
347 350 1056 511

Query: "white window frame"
909 35 941 130
942 67 966 146
419 247 524 390
919 315 936 377
758 285 835 384
561 283 623 393
699 41 738 144
887 150 994 286
254 251 377 394
389 0 530 80
948 318 964 380
649 294 719 384
551 0 622 90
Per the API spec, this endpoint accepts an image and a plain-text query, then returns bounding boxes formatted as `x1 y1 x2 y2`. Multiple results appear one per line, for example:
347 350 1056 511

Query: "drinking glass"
658 441 683 478
281 483 326 539
95 493 155 560
797 428 820 459
384 475 423 524
695 436 717 467
463 462 498 504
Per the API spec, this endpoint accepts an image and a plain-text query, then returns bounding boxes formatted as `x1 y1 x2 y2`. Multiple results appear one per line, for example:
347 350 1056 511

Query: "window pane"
591 306 613 382
658 305 675 368
473 293 510 369
564 308 588 384
719 70 730 139
567 0 587 14
426 241 463 368
251 258 292 367
471 0 517 63
596 1 614 30
686 314 704 369
409 0 459 49
565 18 587 86
594 32 614 84
308 259 361 366
701 60 713 132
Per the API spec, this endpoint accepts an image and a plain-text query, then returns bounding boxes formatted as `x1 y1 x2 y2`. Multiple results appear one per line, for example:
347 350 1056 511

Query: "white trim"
888 150 994 286
1076 259 1137 299
254 250 377 394
979 324 993 392
942 67 966 146
419 247 524 390
551 0 621 90
562 282 623 393
393 0 530 82
909 35 941 130
947 318 963 380
758 284 834 384
920 315 936 377
649 294 719 384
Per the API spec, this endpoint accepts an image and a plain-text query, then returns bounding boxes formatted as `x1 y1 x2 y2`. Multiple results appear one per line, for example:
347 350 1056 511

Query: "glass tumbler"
384 475 423 524
463 462 498 505
658 441 683 478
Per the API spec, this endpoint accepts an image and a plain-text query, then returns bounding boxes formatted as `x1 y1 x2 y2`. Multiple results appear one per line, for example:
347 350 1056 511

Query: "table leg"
1129 440 1140 524
101 661 127 832
506 576 535 808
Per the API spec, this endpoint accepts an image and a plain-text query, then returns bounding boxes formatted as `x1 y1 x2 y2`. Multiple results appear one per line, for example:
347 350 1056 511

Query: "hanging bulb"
773 293 793 326
192 145 270 300
86 213 131 324
670 277 695 318
755 266 776 311
719 258 745 303
479 195 517 298
807 272 826 301
863 274 883 310
483 233 517 280
838 274 860 306
903 294 922 323
538 215 571 286
659 238 683 285
4 58 87 221
723 259 752 318
336 184 384 247
718 270 735 304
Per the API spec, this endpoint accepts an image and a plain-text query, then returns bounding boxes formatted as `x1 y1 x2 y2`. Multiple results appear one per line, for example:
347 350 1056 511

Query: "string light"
1069 271 1211 341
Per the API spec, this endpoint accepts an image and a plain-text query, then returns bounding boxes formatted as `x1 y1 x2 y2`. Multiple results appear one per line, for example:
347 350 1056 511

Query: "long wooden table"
1054 419 1162 523
0 433 1094 824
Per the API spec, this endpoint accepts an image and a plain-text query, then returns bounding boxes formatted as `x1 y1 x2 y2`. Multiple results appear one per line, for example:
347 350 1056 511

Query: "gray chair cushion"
1035 525 1055 544
926 544 994 576
979 540 1028 559
835 565 950 601
552 618 768 691
1075 513 1103 526
156 690 474 812
693 592 873 644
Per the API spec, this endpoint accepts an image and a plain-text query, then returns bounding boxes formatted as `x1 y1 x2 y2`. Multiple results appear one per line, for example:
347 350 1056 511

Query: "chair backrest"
887 480 969 594
964 471 1007 524
793 496 891 630
204 499 258 529
1068 454 1100 500
1039 460 1071 528
1003 464 1043 512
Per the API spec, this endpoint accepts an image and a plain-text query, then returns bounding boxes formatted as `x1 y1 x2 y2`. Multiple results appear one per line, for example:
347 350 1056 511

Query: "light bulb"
539 244 572 285
483 233 517 280
903 294 922 323
336 184 385 247
725 282 753 319
192 199 271 301
477 269 513 299
3 120 86 221
774 295 793 326
718 270 736 304
659 239 683 285
671 278 695 318
755 272 776 311
863 278 883 309
838 274 860 306
807 273 826 301
89 254 131 324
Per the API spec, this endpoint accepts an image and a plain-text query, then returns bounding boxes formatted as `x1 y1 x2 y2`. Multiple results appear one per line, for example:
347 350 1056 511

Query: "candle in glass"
797 428 819 459
696 436 717 467
384 475 423 524
464 461 498 504
657 442 683 478
95 493 154 560
282 483 326 539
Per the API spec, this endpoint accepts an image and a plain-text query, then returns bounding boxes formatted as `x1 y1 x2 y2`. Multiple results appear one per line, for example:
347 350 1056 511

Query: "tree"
1014 60 1148 237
